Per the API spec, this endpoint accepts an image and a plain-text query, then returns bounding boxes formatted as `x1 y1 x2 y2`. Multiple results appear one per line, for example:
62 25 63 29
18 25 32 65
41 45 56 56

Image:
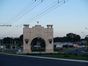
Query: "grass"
24 53 88 61
0 49 88 61
0 49 17 54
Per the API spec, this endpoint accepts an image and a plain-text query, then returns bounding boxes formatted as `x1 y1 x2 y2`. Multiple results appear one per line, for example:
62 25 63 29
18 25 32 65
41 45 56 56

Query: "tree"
3 37 13 49
66 33 81 42
19 34 23 48
54 37 67 42
54 33 81 42
85 35 88 49
54 37 60 42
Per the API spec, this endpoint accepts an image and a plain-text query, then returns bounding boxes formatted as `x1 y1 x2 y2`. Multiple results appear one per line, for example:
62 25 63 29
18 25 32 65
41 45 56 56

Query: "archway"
31 37 46 52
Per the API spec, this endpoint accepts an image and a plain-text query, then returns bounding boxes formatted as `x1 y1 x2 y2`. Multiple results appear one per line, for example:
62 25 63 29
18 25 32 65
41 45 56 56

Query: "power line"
7 1 35 23
30 0 67 22
0 24 12 27
14 0 45 24
14 1 36 20
24 0 57 22
33 0 44 2
7 0 68 25
16 0 52 24
8 0 43 24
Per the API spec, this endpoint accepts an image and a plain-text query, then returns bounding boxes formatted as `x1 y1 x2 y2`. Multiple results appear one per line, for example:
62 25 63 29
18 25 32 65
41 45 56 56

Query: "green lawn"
25 53 88 61
0 49 88 61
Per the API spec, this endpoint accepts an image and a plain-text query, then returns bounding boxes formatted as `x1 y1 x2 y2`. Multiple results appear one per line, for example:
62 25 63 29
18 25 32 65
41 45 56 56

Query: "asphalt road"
0 54 88 66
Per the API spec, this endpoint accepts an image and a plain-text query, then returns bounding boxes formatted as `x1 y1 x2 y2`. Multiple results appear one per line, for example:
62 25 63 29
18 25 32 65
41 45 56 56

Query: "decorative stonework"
23 24 54 53
25 39 29 44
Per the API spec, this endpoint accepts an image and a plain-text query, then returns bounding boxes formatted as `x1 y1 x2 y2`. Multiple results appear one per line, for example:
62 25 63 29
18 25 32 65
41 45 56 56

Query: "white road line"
22 55 88 63
0 52 88 63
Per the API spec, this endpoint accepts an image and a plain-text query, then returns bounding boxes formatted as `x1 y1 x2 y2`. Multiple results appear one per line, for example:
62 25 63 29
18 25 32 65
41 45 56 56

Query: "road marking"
22 55 88 63
0 52 88 63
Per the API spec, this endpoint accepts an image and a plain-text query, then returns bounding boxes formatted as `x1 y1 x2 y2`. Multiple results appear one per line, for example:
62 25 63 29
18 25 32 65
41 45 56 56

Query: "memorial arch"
23 24 54 53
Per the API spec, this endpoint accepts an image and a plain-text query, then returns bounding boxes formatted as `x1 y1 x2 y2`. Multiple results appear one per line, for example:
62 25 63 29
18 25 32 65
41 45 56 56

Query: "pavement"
0 53 88 66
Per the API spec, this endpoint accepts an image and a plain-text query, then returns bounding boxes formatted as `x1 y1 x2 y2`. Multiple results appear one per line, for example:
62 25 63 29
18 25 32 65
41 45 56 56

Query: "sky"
0 0 88 38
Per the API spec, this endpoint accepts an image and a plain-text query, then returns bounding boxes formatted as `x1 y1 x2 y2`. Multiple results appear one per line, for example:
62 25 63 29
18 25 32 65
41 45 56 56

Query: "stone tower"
23 24 54 53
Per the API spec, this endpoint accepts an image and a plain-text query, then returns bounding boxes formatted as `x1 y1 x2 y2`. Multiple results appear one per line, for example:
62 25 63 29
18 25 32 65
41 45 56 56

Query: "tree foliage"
54 33 81 42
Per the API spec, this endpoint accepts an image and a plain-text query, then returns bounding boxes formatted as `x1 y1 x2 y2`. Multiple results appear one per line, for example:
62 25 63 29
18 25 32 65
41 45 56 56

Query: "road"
0 54 88 66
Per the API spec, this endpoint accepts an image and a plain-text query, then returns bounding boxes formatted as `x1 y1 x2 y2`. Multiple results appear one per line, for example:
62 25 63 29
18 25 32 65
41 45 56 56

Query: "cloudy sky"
0 0 88 38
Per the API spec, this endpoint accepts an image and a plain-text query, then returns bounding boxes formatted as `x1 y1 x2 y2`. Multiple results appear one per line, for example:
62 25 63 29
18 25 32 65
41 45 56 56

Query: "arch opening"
31 37 46 52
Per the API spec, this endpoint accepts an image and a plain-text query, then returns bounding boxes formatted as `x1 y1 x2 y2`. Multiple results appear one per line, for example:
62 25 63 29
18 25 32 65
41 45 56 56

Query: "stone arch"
31 37 46 52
